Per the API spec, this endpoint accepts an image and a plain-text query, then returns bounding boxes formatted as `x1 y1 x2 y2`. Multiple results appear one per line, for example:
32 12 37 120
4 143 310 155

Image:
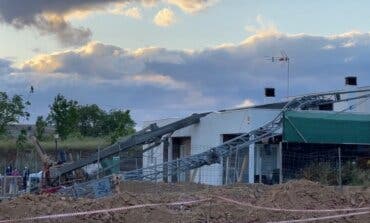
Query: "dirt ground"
0 180 369 223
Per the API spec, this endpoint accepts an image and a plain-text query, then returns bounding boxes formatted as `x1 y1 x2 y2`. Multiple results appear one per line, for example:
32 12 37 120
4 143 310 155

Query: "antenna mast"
266 51 290 98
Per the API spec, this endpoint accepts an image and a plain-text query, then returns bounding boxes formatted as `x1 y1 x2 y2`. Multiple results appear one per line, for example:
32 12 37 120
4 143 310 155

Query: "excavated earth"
0 180 369 223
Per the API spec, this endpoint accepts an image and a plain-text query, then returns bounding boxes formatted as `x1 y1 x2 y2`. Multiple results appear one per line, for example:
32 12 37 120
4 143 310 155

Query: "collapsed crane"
47 112 210 185
47 88 370 187
122 88 370 181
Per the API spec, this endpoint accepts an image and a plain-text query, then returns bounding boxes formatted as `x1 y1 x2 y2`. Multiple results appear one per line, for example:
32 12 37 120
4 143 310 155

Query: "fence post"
154 157 157 182
97 147 100 179
338 147 342 189
278 142 283 184
225 156 230 185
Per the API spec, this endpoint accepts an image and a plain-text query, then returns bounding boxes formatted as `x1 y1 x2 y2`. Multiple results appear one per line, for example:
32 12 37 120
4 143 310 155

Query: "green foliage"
302 162 338 185
302 161 370 186
48 94 79 139
77 104 106 137
48 94 136 142
0 135 110 151
76 105 136 141
16 129 27 150
342 162 370 186
106 110 136 143
0 92 30 135
35 116 47 140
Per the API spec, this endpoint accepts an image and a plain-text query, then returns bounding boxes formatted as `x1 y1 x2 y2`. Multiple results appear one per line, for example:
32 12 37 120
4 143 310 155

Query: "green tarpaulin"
283 111 370 144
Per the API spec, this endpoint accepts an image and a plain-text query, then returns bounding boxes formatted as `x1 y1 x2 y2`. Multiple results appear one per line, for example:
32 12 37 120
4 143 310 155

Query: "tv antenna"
266 50 290 98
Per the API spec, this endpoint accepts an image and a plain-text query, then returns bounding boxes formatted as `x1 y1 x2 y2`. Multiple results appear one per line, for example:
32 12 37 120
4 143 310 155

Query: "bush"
301 161 370 186
301 162 338 185
342 162 370 186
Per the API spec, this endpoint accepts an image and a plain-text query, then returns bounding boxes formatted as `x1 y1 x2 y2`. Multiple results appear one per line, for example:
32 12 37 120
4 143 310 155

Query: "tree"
35 116 47 140
77 104 106 137
15 129 28 168
104 110 136 143
48 94 136 141
48 94 79 139
16 129 27 150
0 92 30 135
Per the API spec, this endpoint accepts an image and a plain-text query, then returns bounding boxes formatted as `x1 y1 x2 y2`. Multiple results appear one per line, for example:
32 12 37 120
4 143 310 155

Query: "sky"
1 0 370 127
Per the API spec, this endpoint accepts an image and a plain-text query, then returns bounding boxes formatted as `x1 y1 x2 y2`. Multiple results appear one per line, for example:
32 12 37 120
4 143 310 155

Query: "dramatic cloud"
20 30 370 97
3 30 370 124
154 8 176 27
0 0 217 45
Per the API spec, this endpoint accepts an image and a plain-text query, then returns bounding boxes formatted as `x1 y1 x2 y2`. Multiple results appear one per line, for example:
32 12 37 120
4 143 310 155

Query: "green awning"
283 111 370 144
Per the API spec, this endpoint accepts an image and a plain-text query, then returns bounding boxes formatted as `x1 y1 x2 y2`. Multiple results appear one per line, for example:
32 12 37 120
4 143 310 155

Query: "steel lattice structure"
122 88 370 181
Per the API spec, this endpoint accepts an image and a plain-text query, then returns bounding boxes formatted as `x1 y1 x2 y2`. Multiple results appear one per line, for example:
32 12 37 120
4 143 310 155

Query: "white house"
143 103 283 185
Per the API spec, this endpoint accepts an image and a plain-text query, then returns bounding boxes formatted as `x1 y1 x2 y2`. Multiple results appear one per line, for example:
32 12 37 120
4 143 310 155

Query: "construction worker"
5 164 12 176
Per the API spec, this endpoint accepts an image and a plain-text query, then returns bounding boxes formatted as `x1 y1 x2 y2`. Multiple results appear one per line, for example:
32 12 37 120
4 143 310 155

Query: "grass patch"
0 136 111 151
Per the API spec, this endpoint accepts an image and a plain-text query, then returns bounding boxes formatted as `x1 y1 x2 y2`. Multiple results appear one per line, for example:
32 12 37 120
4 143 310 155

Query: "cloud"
154 8 176 27
166 0 218 13
123 7 142 19
236 99 255 108
0 58 14 76
109 4 142 19
322 44 335 50
19 31 370 101
35 14 92 47
0 0 114 46
3 30 370 124
0 0 218 45
130 74 187 89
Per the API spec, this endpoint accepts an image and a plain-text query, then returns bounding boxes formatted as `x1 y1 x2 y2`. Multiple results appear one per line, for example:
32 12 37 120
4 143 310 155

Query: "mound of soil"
0 180 369 223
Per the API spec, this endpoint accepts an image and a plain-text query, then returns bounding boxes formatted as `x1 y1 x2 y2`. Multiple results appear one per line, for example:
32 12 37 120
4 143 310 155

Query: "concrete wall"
143 108 280 185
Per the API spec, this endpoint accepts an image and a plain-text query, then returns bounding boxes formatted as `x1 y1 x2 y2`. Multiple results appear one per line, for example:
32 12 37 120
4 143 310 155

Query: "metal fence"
0 176 23 199
1 144 369 200
282 146 370 186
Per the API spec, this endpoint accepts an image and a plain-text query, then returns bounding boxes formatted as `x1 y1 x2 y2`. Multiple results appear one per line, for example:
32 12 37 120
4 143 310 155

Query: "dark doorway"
171 137 191 182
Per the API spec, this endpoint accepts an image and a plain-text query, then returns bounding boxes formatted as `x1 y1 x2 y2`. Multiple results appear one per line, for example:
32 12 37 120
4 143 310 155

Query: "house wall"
143 108 281 185
334 86 370 113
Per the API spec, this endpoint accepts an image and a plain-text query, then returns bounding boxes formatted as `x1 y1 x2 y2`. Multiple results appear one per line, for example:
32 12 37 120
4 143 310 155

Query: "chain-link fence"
1 142 369 199
137 143 369 187
283 144 370 186
0 176 23 199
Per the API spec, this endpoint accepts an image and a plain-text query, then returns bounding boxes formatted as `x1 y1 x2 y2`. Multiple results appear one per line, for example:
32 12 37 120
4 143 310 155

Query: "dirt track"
0 180 369 223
